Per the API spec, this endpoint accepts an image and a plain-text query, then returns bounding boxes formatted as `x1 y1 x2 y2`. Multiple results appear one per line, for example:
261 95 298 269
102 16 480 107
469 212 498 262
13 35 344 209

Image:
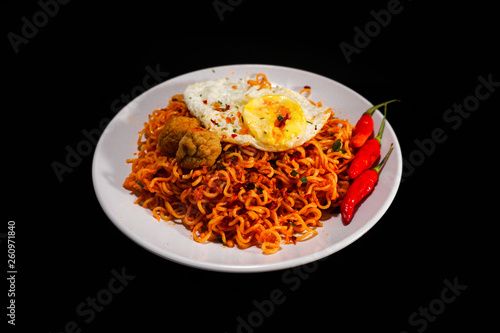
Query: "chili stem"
364 99 400 116
373 143 394 175
374 103 388 145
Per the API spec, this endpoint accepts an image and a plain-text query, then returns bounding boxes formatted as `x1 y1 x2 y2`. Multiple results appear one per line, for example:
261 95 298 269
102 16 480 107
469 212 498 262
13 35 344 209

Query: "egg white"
183 77 332 152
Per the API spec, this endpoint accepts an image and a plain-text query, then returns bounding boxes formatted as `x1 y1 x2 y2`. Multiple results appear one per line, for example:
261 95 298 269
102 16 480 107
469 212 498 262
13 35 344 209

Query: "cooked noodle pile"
123 76 354 254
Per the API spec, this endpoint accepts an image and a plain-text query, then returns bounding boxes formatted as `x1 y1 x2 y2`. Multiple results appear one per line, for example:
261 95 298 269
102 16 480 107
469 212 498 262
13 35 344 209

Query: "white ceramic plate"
92 64 402 273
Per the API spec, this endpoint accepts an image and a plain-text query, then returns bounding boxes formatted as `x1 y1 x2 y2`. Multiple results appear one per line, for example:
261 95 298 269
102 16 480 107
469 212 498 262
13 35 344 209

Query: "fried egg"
183 76 331 152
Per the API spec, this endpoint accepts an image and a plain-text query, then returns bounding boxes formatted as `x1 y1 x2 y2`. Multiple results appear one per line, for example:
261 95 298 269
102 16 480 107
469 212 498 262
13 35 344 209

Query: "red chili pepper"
351 99 399 148
348 103 389 179
341 144 394 225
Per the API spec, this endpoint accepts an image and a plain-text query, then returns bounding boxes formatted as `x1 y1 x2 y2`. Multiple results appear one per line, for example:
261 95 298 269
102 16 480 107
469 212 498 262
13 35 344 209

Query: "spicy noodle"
123 75 354 254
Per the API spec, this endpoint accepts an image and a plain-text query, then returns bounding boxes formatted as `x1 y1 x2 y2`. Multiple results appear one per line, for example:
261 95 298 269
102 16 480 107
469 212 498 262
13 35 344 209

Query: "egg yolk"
242 95 306 147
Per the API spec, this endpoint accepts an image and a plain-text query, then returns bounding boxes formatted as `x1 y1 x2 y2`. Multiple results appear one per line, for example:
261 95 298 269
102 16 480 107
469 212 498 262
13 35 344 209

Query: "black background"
5 0 497 332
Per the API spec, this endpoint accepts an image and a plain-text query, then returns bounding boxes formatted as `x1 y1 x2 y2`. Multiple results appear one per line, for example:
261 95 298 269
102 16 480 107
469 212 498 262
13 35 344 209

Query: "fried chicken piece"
158 116 200 156
176 127 222 169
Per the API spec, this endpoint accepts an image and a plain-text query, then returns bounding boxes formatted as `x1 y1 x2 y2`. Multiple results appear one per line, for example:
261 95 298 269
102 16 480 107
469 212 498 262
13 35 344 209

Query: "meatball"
176 128 222 169
158 116 200 156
